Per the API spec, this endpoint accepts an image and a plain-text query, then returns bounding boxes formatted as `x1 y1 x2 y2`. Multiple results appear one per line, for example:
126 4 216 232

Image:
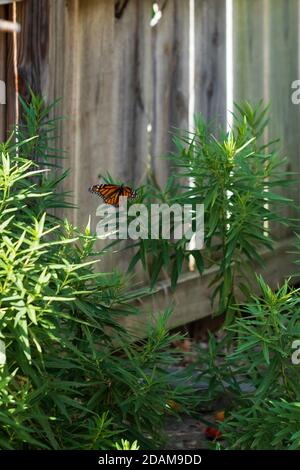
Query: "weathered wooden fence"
0 0 299 330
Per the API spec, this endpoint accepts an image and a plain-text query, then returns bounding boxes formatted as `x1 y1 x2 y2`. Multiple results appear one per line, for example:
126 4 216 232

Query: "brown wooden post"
0 3 8 141
6 0 49 130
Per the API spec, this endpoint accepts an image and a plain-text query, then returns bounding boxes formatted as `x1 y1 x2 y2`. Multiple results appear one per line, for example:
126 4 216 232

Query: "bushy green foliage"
127 102 294 319
196 276 300 449
0 96 196 450
115 439 140 450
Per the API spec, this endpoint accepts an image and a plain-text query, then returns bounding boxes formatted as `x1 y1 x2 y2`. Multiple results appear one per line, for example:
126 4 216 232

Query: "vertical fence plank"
58 0 116 231
44 0 65 128
150 0 189 186
0 5 6 141
194 0 226 127
233 0 300 240
268 0 300 238
111 0 153 276
6 0 49 130
233 0 266 105
5 3 15 130
112 0 152 187
113 0 190 188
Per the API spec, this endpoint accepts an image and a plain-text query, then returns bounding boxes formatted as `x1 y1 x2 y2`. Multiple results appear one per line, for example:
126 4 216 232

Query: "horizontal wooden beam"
0 18 20 32
120 236 297 336
0 1 22 5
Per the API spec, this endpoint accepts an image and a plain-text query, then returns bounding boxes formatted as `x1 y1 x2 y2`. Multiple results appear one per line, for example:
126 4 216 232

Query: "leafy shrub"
0 96 196 449
124 102 293 320
196 276 300 449
115 439 140 450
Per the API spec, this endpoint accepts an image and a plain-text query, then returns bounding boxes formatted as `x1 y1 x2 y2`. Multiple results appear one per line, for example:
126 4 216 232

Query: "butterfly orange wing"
89 184 137 206
88 184 119 204
121 186 137 199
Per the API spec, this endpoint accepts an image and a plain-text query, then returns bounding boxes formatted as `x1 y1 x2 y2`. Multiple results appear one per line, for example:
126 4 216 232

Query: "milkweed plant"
0 94 197 450
128 102 294 322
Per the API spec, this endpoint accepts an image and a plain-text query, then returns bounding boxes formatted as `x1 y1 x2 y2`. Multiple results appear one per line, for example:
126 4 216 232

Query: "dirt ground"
164 316 227 450
165 414 215 449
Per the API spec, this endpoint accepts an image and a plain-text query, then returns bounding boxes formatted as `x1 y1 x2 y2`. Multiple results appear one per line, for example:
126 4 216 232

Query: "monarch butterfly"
88 183 137 206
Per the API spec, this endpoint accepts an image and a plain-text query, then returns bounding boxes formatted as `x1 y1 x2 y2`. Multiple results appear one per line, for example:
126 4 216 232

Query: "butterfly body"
89 183 137 206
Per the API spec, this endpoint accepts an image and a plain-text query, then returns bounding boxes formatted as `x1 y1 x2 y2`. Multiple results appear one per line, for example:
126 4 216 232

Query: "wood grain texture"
43 0 65 118
150 0 189 186
233 0 300 240
267 0 300 239
47 0 116 232
233 0 266 104
6 0 49 130
110 0 153 275
195 0 226 128
0 5 7 141
112 0 152 187
112 0 190 188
